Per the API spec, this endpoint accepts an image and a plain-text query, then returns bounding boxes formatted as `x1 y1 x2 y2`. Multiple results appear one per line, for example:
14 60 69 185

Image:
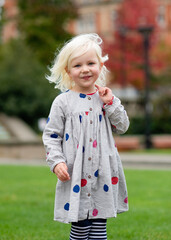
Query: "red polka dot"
81 179 87 187
92 208 98 216
46 152 49 160
111 177 118 185
85 111 89 115
124 197 128 204
93 140 97 148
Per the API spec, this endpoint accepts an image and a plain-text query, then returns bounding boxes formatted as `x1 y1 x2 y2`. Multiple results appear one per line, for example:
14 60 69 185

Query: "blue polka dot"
99 114 102 122
94 170 99 177
79 115 82 123
65 89 70 92
79 93 86 98
46 117 50 124
73 185 80 193
103 184 109 192
50 133 58 138
64 203 70 211
82 146 85 153
66 133 69 141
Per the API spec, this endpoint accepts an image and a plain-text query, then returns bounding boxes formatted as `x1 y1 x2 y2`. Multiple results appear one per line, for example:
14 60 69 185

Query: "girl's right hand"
95 84 113 104
53 163 70 182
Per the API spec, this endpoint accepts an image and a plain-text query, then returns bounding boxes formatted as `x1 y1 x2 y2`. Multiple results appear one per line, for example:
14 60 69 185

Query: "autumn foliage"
117 0 157 29
104 0 160 89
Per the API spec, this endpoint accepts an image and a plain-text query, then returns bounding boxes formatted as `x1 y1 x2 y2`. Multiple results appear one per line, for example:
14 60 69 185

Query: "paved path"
0 158 45 166
120 153 171 170
0 153 171 170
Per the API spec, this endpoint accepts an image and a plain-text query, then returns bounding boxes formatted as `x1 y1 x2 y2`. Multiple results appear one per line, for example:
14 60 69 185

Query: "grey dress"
42 90 129 223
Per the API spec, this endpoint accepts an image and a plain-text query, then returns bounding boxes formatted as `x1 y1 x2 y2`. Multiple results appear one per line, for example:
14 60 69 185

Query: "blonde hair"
46 33 109 92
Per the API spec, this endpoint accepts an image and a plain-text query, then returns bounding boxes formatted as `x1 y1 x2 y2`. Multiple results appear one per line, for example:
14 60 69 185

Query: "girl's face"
67 49 102 94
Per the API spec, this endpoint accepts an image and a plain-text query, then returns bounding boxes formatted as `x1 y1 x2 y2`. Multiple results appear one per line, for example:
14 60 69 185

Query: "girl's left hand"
95 84 113 104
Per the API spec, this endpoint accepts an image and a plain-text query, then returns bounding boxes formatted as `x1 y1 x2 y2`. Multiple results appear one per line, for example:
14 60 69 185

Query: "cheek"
94 67 101 76
68 70 79 79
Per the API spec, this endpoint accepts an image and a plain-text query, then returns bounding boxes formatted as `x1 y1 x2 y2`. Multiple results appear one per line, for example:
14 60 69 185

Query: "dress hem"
53 209 128 224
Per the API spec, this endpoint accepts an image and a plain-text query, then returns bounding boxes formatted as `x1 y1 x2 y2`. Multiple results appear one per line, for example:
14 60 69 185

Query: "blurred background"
0 0 171 159
1 2 170 240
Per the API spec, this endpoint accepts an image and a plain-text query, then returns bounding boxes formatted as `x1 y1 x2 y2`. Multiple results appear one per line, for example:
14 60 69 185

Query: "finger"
95 84 100 90
64 172 70 180
62 165 70 178
55 164 69 181
60 168 69 178
103 87 112 96
95 84 105 96
58 174 69 182
61 167 70 179
103 87 109 96
58 170 70 182
95 84 104 93
55 165 69 180
63 163 68 171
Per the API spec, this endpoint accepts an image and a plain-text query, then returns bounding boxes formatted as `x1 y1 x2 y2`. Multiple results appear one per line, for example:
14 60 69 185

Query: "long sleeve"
42 90 129 223
103 95 129 134
42 97 66 172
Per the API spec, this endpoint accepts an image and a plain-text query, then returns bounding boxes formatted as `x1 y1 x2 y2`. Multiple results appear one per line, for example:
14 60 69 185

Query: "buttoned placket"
86 95 93 204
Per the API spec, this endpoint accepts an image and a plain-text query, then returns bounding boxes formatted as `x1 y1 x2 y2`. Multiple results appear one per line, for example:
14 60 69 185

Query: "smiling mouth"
81 75 92 80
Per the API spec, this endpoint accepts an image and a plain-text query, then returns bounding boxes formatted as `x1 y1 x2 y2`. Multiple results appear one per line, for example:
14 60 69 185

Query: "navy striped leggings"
70 218 107 240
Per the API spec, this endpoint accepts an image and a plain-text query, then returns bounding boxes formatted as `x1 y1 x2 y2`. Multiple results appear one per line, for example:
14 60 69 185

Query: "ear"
65 66 72 79
65 66 69 73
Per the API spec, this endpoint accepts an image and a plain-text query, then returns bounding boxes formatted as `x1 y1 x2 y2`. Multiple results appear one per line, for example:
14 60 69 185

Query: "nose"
81 64 89 73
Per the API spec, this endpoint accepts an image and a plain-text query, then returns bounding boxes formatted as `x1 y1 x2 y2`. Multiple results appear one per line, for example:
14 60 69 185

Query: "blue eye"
74 64 81 68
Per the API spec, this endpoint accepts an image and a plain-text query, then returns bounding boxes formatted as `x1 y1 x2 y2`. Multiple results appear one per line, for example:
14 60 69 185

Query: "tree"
0 40 58 130
0 0 77 129
150 40 171 86
17 0 77 65
104 0 159 89
116 0 157 29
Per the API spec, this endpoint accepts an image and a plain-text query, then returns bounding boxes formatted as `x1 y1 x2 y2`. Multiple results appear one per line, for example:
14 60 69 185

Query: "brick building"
1 0 171 43
1 0 18 42
68 0 171 43
68 0 121 41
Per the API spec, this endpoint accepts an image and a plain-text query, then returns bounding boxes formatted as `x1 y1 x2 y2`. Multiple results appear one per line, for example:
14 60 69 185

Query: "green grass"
128 149 171 154
0 165 171 240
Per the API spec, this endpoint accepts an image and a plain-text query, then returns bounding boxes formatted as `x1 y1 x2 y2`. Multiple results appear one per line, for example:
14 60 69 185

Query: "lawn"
0 165 170 240
129 149 171 154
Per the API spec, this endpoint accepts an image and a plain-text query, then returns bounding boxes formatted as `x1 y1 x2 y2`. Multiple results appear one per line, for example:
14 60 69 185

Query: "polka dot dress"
43 90 129 223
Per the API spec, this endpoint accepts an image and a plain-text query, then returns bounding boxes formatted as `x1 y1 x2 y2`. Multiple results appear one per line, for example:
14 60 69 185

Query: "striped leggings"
70 218 107 240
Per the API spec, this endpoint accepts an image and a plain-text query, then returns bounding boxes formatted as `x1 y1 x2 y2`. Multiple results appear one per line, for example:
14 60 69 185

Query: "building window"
111 9 118 29
81 0 100 3
0 0 5 21
157 5 166 28
76 13 96 33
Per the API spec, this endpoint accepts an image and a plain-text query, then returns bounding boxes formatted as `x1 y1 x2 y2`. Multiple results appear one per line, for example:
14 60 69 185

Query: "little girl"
43 33 129 240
